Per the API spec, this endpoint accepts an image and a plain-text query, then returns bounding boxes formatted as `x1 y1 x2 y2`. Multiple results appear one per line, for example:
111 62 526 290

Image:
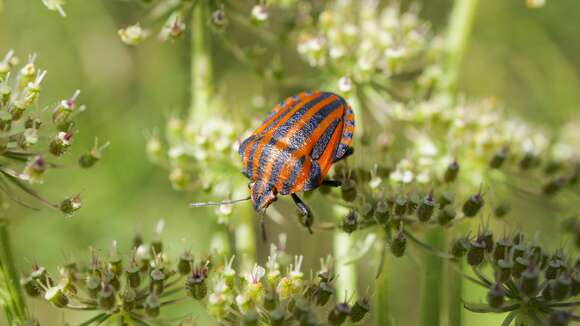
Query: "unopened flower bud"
543 177 567 195
122 288 136 311
444 161 459 183
342 210 358 234
451 238 470 258
417 192 435 222
496 259 513 283
292 298 310 320
144 294 160 318
349 298 370 322
150 268 165 294
493 203 511 218
126 264 141 288
512 257 529 279
489 148 507 169
467 240 485 266
520 152 540 170
374 199 390 224
243 309 259 326
60 195 81 215
519 266 539 297
462 193 484 217
269 308 286 326
178 251 193 275
487 283 504 309
391 231 406 257
328 302 350 325
98 283 116 311
493 238 512 261
341 179 357 202
546 259 562 280
20 275 40 297
439 191 454 208
186 272 207 300
316 282 334 306
548 311 571 326
551 274 572 300
263 291 278 311
394 196 407 216
49 131 72 156
437 205 456 226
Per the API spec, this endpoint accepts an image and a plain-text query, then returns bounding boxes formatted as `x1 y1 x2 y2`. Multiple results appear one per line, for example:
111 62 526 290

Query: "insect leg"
321 179 342 187
291 193 313 234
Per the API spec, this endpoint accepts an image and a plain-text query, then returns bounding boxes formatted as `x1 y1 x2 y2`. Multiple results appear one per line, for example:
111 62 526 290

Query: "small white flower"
251 5 269 22
338 76 352 92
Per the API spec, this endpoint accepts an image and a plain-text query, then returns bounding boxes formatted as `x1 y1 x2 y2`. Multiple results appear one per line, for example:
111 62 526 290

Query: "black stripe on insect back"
258 93 309 135
253 93 332 181
281 155 305 195
311 118 340 160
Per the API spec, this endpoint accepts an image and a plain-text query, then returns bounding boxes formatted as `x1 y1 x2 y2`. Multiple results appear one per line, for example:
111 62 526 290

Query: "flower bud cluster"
457 228 579 325
26 236 211 324
0 50 103 214
199 245 369 324
297 1 440 86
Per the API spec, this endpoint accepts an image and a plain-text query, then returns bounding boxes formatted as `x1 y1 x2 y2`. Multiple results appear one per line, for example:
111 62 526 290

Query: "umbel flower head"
455 226 579 325
0 50 104 214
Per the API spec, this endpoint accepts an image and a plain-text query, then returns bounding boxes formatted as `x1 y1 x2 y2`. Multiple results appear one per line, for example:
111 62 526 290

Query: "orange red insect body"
239 91 355 212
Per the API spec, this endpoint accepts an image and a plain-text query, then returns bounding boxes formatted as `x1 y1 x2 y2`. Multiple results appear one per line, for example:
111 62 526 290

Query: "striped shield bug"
191 91 355 233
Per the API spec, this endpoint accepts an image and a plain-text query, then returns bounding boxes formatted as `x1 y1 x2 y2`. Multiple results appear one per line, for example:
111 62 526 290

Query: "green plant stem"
447 258 463 326
420 228 444 326
234 206 256 270
0 219 28 325
439 0 480 97
334 231 357 302
189 0 213 122
374 243 390 326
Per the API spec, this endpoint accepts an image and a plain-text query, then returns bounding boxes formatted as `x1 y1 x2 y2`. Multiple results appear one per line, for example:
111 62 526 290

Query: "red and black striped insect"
191 91 354 232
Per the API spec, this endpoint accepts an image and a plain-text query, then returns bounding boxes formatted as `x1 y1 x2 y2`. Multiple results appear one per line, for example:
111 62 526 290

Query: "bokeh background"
0 0 579 324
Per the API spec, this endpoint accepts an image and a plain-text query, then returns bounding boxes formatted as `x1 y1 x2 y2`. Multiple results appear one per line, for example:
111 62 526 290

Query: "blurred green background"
1 0 579 324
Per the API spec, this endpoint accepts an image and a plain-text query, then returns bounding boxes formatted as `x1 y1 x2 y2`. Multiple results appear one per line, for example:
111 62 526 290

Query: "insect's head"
249 181 277 212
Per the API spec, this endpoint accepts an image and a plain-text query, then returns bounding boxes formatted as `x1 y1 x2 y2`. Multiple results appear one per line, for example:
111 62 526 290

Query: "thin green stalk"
438 0 480 97
189 0 213 122
0 219 28 325
374 243 390 326
234 206 256 270
333 227 357 303
189 2 256 264
420 228 444 326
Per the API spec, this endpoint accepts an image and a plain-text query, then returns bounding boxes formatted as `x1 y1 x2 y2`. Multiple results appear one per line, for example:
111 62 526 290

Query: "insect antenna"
190 196 251 207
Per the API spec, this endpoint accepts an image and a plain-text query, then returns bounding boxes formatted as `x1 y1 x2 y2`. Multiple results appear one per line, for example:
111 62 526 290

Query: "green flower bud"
467 240 485 266
97 283 116 311
341 210 358 234
264 290 278 311
144 294 160 318
122 288 136 312
86 274 101 299
519 152 540 170
444 161 459 183
417 192 435 222
493 238 512 261
481 231 494 253
493 203 511 218
186 272 207 300
519 266 539 297
543 177 567 195
178 251 193 275
20 275 40 297
462 193 484 217
243 309 259 326
126 264 141 288
269 307 286 326
548 311 571 326
489 148 507 169
292 298 310 320
439 191 455 208
437 205 456 226
315 282 334 306
546 259 562 280
44 287 69 308
49 131 72 156
328 303 350 325
341 179 357 202
150 269 165 295
512 257 529 279
487 283 504 309
374 199 390 224
394 195 407 216
349 298 370 322
551 274 572 300
451 238 470 258
60 195 81 215
496 259 513 283
391 231 406 257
